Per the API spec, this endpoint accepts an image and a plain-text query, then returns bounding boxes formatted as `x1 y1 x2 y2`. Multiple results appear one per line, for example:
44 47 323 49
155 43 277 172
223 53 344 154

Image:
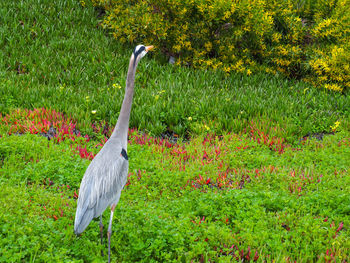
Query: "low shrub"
92 0 350 92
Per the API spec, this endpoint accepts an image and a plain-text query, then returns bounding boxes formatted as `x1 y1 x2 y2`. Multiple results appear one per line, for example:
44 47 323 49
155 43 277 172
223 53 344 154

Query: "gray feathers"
74 45 152 244
74 138 128 235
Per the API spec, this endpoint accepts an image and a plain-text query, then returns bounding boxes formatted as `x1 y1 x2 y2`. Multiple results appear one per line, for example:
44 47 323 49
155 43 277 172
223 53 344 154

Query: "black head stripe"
121 148 128 160
133 46 146 59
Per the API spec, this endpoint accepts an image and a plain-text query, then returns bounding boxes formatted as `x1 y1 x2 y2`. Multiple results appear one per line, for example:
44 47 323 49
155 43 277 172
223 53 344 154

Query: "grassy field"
0 0 349 262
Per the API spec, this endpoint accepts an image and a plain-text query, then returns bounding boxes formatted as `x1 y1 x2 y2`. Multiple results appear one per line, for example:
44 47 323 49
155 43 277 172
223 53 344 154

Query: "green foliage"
0 134 89 188
94 0 350 92
0 182 100 263
0 119 349 262
0 0 349 141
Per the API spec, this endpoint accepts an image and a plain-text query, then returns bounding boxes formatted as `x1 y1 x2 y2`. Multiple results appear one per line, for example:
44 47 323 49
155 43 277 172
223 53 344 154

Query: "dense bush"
92 0 350 92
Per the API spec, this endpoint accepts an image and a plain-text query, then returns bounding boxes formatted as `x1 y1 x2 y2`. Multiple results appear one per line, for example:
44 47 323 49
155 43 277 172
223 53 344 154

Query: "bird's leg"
107 204 116 263
100 215 104 257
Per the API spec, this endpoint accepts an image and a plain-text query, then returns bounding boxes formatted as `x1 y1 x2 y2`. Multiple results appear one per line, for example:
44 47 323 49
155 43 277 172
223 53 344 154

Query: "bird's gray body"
74 137 128 235
73 44 153 262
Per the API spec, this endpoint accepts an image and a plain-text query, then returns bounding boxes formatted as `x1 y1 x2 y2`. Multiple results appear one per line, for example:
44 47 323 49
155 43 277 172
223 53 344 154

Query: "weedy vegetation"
0 0 349 262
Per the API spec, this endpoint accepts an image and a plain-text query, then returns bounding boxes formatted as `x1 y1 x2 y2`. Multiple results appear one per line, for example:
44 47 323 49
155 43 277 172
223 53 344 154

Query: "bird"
74 44 154 262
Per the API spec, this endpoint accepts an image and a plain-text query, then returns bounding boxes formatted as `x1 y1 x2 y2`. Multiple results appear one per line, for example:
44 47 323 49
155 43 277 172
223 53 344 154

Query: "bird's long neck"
111 55 137 149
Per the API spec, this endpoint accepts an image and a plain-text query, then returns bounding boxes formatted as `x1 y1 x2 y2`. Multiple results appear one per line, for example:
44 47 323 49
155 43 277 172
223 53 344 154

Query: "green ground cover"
0 0 349 141
0 0 349 262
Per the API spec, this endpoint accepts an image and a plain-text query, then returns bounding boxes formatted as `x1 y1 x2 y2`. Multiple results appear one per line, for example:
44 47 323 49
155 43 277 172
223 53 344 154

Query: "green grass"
0 0 349 262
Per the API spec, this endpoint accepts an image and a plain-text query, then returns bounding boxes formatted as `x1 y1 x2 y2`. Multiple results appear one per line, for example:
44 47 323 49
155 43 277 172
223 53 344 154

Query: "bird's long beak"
146 45 154 52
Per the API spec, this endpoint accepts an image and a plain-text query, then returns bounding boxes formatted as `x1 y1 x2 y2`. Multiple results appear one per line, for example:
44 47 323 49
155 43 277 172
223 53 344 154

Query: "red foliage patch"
0 108 176 160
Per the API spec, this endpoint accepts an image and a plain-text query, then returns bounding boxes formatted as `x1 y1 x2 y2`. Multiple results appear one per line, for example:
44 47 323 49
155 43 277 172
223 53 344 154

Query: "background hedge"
92 0 350 92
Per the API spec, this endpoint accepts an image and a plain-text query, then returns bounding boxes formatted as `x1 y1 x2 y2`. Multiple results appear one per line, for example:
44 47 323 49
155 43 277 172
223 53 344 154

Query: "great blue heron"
74 45 154 262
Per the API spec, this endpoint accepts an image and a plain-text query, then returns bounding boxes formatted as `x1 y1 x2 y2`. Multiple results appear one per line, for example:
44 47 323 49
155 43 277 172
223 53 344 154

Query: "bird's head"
132 45 153 66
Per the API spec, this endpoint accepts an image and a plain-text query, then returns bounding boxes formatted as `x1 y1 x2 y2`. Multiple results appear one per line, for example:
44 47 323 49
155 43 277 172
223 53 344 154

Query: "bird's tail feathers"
74 205 94 235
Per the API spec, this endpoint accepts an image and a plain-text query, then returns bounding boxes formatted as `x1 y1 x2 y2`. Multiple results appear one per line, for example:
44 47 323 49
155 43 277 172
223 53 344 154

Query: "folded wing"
74 139 128 235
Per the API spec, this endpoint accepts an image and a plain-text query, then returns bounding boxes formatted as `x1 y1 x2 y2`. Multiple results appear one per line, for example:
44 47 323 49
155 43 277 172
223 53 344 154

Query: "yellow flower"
272 33 281 43
330 121 340 131
223 11 231 19
113 83 122 89
173 45 181 52
188 117 192 121
278 47 288 56
223 66 231 73
243 26 250 32
204 42 212 52
246 69 252 75
324 84 343 92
